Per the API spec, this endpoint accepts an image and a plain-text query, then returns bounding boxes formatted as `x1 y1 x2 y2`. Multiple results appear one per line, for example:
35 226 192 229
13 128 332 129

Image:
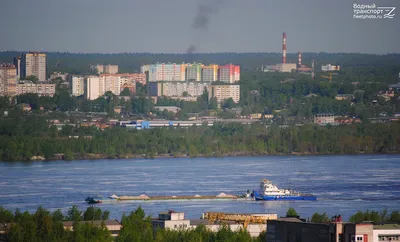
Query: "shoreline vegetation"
0 205 399 242
25 150 400 162
1 119 400 162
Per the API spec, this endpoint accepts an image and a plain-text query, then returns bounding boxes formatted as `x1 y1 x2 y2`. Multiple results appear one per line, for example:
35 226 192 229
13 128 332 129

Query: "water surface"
1 154 399 220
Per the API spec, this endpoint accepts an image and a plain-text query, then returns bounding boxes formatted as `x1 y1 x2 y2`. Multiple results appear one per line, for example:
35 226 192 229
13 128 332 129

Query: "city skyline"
1 0 399 54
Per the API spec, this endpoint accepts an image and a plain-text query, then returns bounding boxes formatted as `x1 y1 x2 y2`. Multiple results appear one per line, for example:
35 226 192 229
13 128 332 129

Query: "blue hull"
255 195 317 201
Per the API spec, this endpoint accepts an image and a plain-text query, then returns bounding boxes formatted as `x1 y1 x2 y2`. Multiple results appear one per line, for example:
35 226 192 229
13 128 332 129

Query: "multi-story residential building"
91 64 118 74
202 64 218 82
149 81 208 97
100 74 121 95
148 63 182 82
208 84 240 104
103 64 119 74
218 64 240 83
16 81 55 96
185 63 202 81
19 52 46 81
13 57 21 80
119 73 146 85
71 76 85 96
85 76 101 100
0 64 17 96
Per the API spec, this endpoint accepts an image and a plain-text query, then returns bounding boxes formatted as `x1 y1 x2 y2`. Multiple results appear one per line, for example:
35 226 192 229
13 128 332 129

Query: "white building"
20 52 46 81
208 84 240 104
149 81 208 97
322 64 340 71
101 74 121 95
314 113 337 125
151 211 275 238
71 76 85 96
85 76 101 100
0 64 17 96
276 63 297 73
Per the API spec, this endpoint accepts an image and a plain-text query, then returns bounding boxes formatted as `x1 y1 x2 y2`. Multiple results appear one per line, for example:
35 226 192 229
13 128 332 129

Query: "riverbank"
23 150 400 162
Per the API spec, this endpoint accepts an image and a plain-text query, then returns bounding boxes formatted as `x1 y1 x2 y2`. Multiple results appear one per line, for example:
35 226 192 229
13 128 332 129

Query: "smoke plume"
186 0 226 54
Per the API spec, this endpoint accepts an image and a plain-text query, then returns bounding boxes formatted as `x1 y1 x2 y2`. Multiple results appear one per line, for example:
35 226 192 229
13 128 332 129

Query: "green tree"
310 212 330 223
67 205 82 222
286 207 299 217
120 87 131 96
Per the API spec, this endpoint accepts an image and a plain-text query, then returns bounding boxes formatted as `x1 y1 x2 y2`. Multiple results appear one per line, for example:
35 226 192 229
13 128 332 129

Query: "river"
1 154 399 221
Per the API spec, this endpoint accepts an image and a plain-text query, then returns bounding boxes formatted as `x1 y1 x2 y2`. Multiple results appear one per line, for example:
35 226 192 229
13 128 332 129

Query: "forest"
0 111 399 161
0 206 399 242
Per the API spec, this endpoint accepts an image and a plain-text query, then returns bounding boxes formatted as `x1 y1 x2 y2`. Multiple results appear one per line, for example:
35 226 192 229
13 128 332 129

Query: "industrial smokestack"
282 32 287 64
298 52 302 67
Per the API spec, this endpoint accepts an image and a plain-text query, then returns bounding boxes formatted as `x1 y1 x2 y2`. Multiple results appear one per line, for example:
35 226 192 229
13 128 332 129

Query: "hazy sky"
1 0 399 54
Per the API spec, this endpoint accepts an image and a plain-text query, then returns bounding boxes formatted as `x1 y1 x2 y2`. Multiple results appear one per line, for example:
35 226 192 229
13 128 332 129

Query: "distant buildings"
16 81 56 97
314 113 338 125
143 63 241 104
71 76 85 96
208 84 240 104
71 73 145 99
335 94 355 101
0 64 17 96
91 64 119 74
141 63 240 83
322 64 341 71
149 82 209 98
15 52 47 81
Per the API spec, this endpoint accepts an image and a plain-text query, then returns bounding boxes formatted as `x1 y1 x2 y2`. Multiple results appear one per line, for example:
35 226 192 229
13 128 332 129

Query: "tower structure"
282 32 287 64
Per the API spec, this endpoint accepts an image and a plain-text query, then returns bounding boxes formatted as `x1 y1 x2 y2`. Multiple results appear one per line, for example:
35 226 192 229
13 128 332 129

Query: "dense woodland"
0 111 399 161
1 206 399 242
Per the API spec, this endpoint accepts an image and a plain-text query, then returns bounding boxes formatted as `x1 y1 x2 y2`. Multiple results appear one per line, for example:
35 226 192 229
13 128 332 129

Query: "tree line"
0 112 399 161
1 206 399 242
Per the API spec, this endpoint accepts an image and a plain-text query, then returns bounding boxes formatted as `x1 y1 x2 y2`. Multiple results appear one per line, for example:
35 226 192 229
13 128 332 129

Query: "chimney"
282 32 287 64
297 52 302 67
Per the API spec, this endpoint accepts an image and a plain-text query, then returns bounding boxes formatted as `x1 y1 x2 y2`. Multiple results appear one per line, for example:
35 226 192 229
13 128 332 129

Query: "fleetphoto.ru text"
353 3 396 19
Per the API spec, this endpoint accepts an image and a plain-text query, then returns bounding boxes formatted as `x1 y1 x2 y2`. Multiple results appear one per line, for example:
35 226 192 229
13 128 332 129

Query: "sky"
1 0 399 54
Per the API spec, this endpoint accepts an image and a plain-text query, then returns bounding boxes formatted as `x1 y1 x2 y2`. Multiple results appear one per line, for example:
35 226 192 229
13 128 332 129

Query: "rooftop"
63 220 121 227
373 224 400 230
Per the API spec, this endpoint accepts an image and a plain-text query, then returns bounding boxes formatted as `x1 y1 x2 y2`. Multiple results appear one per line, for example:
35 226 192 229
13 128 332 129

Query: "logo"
377 7 396 18
353 3 396 19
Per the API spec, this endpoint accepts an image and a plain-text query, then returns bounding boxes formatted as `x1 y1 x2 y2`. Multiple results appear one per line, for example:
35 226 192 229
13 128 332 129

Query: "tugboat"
85 196 102 204
251 179 317 201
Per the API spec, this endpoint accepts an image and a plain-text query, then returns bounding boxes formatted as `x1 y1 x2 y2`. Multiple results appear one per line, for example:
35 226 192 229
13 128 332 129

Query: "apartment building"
148 63 182 82
71 76 85 96
13 57 21 80
100 74 121 96
185 63 202 81
0 64 17 96
16 81 56 96
149 81 208 97
85 76 101 100
208 84 240 104
202 64 218 82
20 52 46 81
103 64 119 74
91 64 119 74
218 64 240 83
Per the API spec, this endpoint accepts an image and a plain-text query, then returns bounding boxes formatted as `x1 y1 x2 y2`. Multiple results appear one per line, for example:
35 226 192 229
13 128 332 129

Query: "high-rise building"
103 65 119 74
185 63 202 81
148 63 182 82
218 64 240 83
71 76 85 96
0 64 17 96
149 82 208 97
16 82 56 96
20 52 46 81
208 84 240 104
85 76 101 100
101 74 121 95
13 57 21 80
201 64 218 82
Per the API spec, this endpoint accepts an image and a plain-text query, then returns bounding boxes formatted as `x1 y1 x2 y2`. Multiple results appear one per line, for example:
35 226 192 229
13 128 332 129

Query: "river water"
1 155 399 221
